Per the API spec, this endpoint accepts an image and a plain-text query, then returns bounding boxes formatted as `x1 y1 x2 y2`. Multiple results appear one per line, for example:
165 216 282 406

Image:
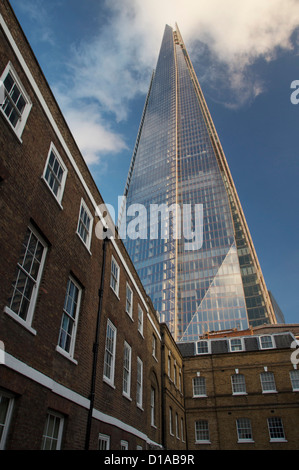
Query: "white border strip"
4 352 162 448
0 13 150 315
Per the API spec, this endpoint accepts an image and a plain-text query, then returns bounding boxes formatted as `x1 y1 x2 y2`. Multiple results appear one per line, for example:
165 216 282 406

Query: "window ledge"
55 345 78 365
103 376 116 389
125 311 134 322
122 392 132 402
4 306 36 335
270 439 288 443
110 285 120 300
76 232 92 256
195 440 211 445
40 176 64 210
238 439 255 444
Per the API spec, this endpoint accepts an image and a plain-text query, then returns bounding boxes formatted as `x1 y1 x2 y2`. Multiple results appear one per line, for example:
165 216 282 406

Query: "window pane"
41 413 63 450
260 372 276 392
260 336 273 349
8 228 45 322
268 417 285 440
232 374 246 394
197 341 208 354
193 377 206 396
290 370 299 390
195 420 209 442
237 418 252 440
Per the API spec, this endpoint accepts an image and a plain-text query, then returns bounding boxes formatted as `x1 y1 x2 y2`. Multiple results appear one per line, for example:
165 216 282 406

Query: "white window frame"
175 413 179 439
169 407 173 436
196 340 210 355
76 198 93 251
229 338 244 352
110 255 120 297
290 369 299 391
126 283 133 318
137 304 143 336
231 373 247 395
168 355 171 378
259 335 275 350
193 376 207 397
195 420 210 444
0 61 32 141
41 411 64 450
137 357 143 409
42 142 68 206
103 320 117 387
4 224 48 335
267 417 287 442
0 391 14 450
236 418 254 443
152 334 157 360
260 371 277 393
150 387 155 427
98 433 110 450
120 440 129 450
56 276 81 363
123 341 132 399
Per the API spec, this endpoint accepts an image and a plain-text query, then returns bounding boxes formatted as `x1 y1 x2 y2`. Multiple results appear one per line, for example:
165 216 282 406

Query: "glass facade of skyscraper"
120 24 276 341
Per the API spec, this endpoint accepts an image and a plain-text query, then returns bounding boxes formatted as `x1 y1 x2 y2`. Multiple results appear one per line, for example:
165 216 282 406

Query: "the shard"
119 24 277 341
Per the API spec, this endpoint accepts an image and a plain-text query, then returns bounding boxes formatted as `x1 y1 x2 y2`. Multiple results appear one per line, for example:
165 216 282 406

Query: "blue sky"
9 0 299 324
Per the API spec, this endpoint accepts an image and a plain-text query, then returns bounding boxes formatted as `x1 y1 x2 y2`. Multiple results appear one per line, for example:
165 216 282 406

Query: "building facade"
0 0 163 450
179 325 299 450
0 1 297 452
120 23 278 341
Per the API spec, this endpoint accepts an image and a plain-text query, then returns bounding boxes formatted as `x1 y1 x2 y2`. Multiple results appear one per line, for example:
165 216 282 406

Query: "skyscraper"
119 24 277 341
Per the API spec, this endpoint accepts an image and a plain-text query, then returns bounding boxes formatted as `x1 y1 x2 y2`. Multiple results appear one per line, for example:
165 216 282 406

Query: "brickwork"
182 330 299 450
0 0 163 450
0 0 298 452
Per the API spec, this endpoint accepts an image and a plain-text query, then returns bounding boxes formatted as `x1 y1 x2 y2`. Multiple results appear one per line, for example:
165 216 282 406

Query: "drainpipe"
85 230 111 450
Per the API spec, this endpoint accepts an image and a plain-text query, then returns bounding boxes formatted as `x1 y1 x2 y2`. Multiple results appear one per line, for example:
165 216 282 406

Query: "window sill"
270 439 288 443
40 176 64 210
238 439 255 444
122 392 132 402
4 306 36 336
76 232 92 256
110 285 120 300
195 440 211 445
125 311 134 322
0 109 24 144
103 376 116 389
55 345 78 365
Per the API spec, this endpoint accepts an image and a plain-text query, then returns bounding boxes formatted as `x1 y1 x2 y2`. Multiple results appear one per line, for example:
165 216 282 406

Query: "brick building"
0 0 298 452
0 0 163 450
179 324 299 450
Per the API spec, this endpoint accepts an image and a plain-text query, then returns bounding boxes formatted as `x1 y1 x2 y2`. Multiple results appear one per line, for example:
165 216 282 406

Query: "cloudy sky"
9 0 299 324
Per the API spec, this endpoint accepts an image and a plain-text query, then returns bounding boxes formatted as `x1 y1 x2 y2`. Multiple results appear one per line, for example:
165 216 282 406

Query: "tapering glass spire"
120 24 276 341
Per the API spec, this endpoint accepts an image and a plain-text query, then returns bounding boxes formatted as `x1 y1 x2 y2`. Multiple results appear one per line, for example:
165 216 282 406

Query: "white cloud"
29 0 299 166
52 91 127 166
63 0 299 116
